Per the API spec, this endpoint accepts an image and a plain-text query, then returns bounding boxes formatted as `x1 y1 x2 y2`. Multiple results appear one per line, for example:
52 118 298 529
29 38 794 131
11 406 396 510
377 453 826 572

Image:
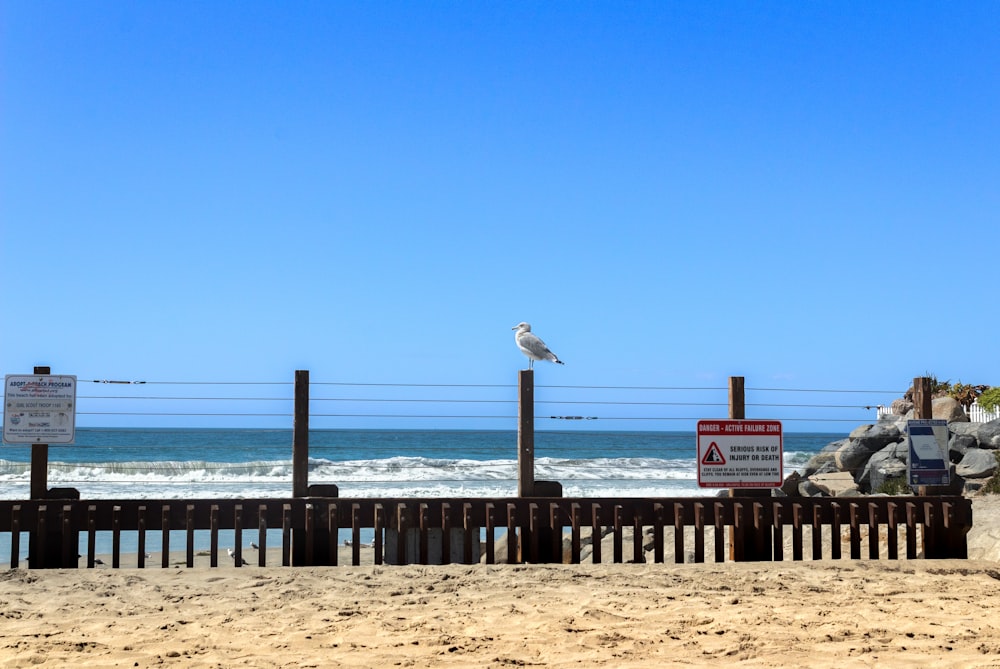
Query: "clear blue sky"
2 2 998 430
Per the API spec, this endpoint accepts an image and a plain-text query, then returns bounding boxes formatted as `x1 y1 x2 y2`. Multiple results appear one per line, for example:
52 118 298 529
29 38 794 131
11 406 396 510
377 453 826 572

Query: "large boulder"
932 397 969 422
835 424 901 473
868 459 908 493
978 420 1000 449
851 423 902 452
835 440 879 473
858 441 908 491
810 472 860 497
956 449 999 479
890 398 913 415
949 432 979 459
801 439 845 477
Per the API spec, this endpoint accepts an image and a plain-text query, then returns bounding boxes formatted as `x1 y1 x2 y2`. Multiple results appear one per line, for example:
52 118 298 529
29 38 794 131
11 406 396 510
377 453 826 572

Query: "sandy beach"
3 498 1000 668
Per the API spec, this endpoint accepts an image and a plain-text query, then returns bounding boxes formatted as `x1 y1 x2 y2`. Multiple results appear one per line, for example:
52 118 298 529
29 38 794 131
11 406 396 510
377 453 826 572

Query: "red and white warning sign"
697 420 783 488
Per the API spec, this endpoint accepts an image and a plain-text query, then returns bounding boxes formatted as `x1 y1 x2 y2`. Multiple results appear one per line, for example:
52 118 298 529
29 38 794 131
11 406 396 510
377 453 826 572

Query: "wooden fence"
0 495 972 569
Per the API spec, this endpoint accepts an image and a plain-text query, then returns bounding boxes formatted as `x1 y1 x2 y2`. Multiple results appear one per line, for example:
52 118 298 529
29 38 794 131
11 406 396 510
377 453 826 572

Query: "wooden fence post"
913 376 933 420
728 376 773 561
292 370 309 565
517 370 535 497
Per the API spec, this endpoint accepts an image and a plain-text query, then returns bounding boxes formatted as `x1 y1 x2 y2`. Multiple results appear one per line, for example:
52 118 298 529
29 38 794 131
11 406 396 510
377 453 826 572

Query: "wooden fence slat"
419 503 430 566
485 502 495 565
612 505 624 564
257 504 268 568
233 504 244 568
792 503 803 561
849 503 861 560
811 505 822 561
353 503 362 566
905 502 917 559
11 506 21 569
137 506 147 569
162 505 171 569
713 502 725 563
693 502 705 564
831 503 842 560
673 502 684 564
326 502 342 567
633 508 643 564
112 505 121 569
61 505 75 569
374 504 384 566
210 505 220 568
868 502 880 560
506 503 518 565
282 504 292 567
463 502 474 565
591 503 602 565
187 505 196 568
570 503 581 565
651 503 664 564
87 505 97 569
528 503 540 564
441 503 452 566
772 502 783 562
887 501 898 560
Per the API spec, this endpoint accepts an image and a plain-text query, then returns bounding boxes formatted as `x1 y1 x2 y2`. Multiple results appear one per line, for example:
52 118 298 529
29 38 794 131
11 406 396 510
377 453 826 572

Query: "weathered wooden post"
913 376 933 421
29 366 50 502
292 369 309 498
728 376 773 561
26 366 78 568
516 369 561 562
291 369 309 565
517 369 535 497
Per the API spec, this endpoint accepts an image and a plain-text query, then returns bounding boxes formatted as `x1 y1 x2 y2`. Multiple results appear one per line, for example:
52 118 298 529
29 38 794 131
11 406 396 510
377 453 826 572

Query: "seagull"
250 541 259 550
227 548 248 566
512 322 564 369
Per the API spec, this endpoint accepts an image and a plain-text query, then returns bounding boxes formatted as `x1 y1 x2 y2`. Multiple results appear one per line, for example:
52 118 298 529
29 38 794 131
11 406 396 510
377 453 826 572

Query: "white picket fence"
877 400 1000 423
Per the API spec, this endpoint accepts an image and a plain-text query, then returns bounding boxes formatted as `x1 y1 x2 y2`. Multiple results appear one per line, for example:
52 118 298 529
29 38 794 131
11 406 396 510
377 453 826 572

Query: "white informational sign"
907 419 950 487
697 419 783 488
3 375 77 444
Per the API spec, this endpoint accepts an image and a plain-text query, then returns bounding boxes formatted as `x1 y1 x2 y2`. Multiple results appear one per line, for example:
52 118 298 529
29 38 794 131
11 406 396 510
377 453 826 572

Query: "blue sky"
2 2 998 431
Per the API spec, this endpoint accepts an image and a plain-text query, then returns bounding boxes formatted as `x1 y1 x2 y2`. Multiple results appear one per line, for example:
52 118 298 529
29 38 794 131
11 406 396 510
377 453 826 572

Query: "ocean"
0 428 840 558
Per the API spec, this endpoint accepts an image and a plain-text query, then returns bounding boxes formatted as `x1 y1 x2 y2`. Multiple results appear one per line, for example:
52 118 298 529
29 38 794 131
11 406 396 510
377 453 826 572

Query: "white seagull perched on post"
512 322 564 369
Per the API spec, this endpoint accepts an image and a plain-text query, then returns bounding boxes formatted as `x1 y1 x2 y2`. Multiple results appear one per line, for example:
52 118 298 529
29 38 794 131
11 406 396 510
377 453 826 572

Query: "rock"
797 480 825 497
809 472 860 497
834 424 900 475
852 423 902 452
849 424 874 440
950 422 981 439
956 449 999 479
859 441 908 492
890 398 913 415
801 440 844 477
780 471 802 496
949 432 978 459
978 420 1000 449
868 460 908 493
932 396 969 422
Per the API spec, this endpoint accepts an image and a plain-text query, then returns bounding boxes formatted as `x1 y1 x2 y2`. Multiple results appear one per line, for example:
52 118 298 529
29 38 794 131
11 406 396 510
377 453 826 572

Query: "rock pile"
786 397 1000 497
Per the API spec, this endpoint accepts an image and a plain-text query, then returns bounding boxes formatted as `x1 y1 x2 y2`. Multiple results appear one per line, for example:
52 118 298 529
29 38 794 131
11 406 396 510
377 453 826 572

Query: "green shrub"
875 478 913 496
980 387 1000 413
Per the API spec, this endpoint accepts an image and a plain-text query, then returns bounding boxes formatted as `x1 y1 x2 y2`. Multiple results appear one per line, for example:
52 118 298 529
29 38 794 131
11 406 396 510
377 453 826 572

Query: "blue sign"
907 419 949 486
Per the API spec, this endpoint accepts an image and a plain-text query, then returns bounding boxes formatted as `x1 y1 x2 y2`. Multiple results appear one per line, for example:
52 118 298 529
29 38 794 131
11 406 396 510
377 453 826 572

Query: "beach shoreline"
1 497 999 666
3 559 1000 667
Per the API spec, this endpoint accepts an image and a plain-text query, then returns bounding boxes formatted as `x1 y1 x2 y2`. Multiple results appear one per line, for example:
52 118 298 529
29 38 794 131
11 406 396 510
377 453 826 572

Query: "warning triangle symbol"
702 441 726 465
